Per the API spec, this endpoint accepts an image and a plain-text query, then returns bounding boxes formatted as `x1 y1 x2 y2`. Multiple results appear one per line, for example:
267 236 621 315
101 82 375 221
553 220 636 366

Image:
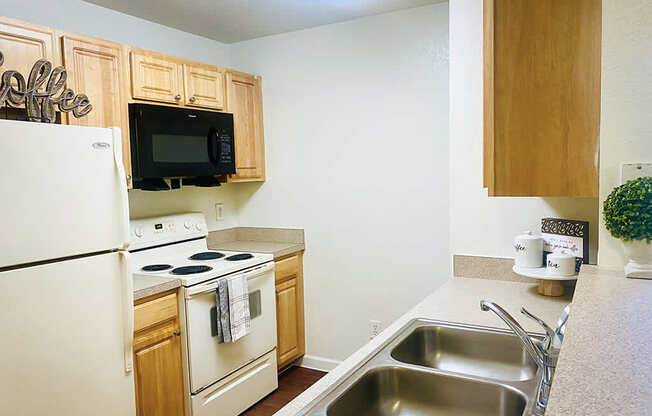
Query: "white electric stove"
130 213 278 416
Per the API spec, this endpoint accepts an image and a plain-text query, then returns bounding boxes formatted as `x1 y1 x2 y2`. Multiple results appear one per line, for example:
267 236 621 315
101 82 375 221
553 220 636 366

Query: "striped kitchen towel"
227 273 251 342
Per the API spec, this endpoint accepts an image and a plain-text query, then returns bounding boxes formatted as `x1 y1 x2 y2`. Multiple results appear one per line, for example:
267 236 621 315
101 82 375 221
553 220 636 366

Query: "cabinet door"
483 0 601 197
0 17 59 83
183 64 224 110
276 277 300 367
275 253 305 369
61 35 132 188
134 317 184 416
131 50 184 105
225 71 265 182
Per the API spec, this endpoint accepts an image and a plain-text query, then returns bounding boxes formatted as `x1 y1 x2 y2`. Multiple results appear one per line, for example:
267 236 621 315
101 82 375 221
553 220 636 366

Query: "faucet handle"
520 307 555 348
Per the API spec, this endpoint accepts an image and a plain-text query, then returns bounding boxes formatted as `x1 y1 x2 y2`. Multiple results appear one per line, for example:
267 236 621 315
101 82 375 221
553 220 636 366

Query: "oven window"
249 290 262 319
152 134 209 163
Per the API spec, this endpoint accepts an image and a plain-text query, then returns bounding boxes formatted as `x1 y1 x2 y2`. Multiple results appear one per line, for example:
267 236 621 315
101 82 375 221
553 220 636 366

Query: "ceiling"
83 0 443 44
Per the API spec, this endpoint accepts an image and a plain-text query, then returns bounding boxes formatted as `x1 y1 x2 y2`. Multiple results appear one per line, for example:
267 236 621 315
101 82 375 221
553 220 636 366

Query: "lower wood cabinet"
275 252 305 369
133 290 185 416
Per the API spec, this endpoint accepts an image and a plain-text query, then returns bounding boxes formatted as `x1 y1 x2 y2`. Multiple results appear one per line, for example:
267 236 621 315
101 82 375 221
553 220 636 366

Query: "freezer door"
0 252 136 416
0 120 130 268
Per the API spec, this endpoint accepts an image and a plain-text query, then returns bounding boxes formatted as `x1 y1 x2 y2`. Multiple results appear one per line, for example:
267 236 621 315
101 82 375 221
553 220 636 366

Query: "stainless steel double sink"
299 319 543 416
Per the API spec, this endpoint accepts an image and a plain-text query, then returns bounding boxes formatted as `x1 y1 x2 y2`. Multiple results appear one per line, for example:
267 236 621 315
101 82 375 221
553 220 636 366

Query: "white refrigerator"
0 120 136 416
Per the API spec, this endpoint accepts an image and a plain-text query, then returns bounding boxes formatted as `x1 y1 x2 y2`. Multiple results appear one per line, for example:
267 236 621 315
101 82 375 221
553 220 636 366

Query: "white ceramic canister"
546 253 576 276
514 231 544 268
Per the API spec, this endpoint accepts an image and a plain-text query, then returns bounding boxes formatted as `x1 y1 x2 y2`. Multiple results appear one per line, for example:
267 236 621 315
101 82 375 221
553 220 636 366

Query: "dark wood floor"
241 366 327 416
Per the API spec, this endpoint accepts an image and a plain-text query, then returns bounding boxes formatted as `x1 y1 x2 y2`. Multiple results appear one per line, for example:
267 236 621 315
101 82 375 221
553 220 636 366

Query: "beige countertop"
274 277 571 416
207 227 305 259
133 275 181 301
546 266 652 416
209 240 305 259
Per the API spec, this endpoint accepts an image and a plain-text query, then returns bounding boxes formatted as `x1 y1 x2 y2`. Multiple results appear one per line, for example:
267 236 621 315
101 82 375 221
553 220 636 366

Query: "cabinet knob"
189 96 196 103
174 94 181 101
173 330 181 336
126 174 132 181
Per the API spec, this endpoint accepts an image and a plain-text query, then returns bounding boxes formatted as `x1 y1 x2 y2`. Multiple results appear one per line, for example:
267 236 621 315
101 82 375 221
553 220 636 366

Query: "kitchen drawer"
191 350 277 416
134 291 178 332
275 254 299 283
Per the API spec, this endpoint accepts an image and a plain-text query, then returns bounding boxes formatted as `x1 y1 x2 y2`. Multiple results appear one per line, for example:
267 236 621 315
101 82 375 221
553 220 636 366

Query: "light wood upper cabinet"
0 17 59 80
183 64 225 110
61 34 132 188
226 70 265 182
483 0 601 197
275 253 305 370
134 291 185 416
130 50 184 105
0 17 266 187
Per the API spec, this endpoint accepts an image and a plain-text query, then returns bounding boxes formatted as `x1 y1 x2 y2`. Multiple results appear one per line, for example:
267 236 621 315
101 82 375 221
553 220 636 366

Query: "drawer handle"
189 96 196 103
173 330 181 336
174 94 182 101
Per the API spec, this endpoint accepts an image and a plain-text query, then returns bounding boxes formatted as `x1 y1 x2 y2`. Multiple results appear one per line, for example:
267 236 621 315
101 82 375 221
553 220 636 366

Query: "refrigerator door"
0 120 130 268
0 251 135 416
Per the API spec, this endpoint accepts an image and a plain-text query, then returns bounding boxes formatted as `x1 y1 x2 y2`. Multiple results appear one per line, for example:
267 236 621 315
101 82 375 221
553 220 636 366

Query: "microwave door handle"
207 128 218 164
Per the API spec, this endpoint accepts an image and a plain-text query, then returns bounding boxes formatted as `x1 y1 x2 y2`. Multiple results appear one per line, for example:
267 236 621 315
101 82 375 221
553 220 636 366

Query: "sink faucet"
480 300 570 416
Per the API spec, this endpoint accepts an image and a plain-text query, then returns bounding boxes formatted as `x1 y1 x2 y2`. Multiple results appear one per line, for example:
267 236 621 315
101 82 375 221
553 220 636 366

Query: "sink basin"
326 366 527 416
298 320 540 416
390 325 537 381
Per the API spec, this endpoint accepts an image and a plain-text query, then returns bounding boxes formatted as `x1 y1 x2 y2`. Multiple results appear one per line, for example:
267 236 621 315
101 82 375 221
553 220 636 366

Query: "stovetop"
131 240 274 287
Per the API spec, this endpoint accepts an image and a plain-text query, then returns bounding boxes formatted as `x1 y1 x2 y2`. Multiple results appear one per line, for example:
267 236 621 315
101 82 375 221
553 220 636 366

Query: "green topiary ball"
603 177 652 242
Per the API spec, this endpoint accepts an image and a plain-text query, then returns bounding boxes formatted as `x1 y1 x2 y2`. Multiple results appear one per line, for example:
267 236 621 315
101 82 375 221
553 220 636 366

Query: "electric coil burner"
171 265 213 275
141 264 173 272
225 253 254 261
189 251 225 261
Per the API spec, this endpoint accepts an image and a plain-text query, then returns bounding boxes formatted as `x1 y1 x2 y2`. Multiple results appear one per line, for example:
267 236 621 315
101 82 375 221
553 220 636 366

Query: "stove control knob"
184 221 193 230
195 223 203 231
134 226 144 238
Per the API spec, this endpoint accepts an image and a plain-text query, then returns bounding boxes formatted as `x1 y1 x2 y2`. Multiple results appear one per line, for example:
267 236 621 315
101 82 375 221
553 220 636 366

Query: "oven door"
129 103 235 179
184 262 277 394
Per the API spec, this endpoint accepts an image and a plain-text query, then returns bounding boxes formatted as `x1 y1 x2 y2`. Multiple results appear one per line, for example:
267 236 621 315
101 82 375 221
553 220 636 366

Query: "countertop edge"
208 241 305 259
133 278 181 301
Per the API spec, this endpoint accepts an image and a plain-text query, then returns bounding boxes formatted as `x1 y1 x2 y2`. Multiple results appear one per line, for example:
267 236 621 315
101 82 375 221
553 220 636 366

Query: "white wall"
228 4 450 362
598 0 652 267
1 0 240 229
449 0 599 263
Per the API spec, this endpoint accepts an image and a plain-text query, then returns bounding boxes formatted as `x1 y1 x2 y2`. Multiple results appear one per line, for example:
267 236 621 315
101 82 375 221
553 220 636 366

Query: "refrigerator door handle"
112 128 130 249
119 250 134 373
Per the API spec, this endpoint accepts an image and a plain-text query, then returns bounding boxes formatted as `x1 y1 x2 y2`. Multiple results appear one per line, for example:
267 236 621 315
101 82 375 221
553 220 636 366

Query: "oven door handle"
185 262 275 298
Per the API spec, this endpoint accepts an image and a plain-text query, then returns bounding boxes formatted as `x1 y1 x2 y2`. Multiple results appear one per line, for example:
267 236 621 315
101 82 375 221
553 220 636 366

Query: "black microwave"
128 103 235 188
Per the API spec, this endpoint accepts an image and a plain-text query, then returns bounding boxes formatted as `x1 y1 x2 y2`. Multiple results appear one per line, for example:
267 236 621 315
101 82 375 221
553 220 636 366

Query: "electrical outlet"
369 320 382 339
215 203 224 221
621 162 652 184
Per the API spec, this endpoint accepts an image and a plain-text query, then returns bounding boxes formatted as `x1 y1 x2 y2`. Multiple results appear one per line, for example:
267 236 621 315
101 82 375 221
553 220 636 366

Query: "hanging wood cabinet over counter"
0 17 266 187
483 0 601 197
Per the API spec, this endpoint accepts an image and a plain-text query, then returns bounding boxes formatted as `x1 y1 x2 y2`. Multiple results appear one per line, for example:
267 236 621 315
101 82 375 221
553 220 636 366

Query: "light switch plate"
620 162 652 184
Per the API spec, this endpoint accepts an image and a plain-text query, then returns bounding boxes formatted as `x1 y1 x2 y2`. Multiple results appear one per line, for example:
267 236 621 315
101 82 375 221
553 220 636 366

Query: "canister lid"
516 231 542 241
